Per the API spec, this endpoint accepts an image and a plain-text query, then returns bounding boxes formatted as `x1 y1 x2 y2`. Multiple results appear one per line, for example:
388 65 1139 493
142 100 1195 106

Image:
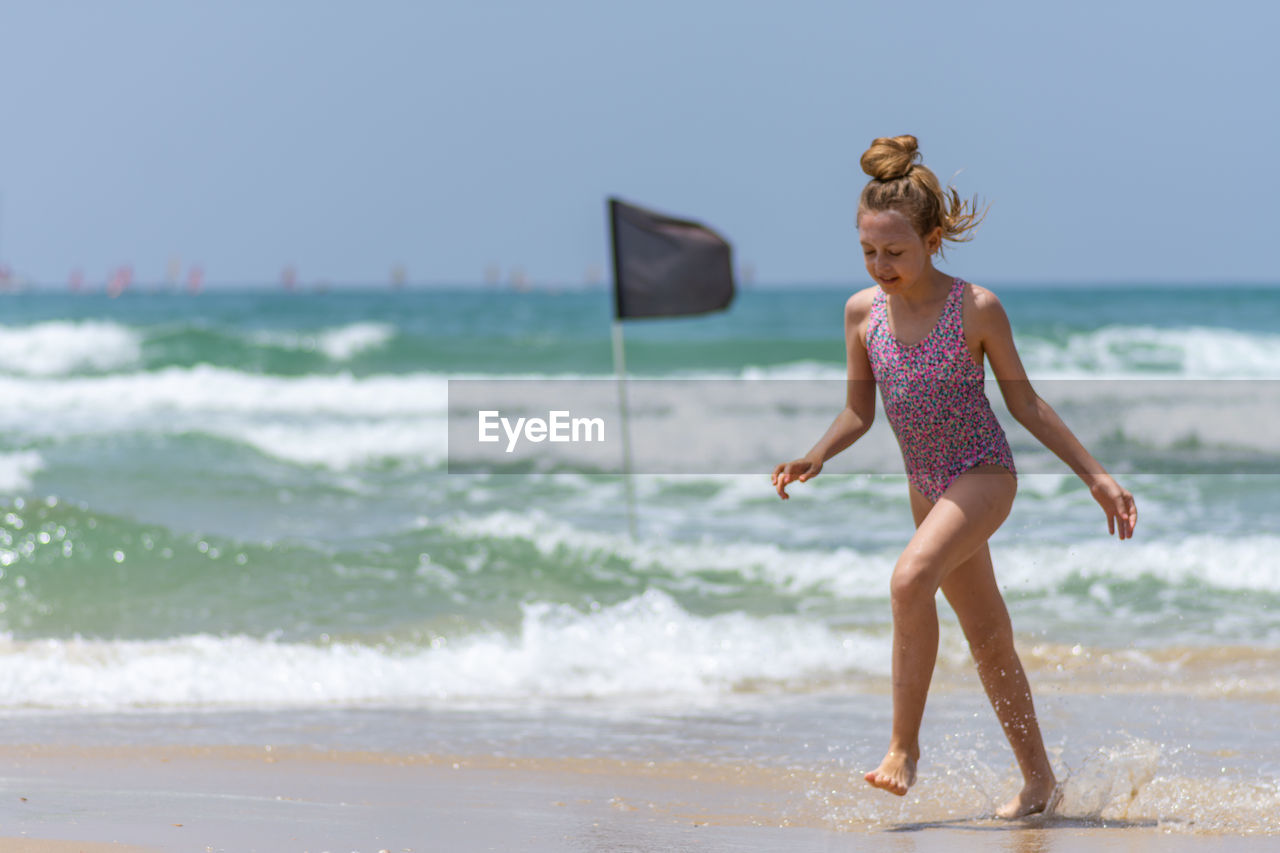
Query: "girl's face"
857 208 941 293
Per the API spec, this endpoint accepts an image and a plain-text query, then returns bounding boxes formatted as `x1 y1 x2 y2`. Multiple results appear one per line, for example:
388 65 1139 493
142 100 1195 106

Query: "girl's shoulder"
961 279 1007 314
845 285 880 321
844 286 881 340
960 279 1014 337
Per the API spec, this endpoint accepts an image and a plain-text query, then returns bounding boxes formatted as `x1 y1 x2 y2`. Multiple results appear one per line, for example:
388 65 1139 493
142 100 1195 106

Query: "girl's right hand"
772 458 823 499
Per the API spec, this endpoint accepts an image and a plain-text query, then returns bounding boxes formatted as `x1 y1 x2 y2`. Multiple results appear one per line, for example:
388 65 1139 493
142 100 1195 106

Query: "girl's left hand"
1090 477 1137 540
772 457 823 499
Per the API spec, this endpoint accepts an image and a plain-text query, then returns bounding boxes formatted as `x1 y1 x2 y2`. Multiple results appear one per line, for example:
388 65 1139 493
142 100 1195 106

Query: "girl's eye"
888 251 902 257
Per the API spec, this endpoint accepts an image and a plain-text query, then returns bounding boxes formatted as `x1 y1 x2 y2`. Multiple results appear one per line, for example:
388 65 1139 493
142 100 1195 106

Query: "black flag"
609 198 735 320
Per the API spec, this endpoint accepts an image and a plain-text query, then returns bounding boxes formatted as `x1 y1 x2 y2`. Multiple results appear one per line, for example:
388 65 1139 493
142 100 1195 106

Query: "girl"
771 135 1137 819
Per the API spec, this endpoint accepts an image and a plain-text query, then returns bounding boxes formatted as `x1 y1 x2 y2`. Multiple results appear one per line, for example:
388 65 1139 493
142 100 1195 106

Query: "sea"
1 282 1278 833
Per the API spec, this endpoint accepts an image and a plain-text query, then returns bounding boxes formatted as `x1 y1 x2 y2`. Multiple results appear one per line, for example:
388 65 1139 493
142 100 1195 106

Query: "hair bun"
860 135 920 181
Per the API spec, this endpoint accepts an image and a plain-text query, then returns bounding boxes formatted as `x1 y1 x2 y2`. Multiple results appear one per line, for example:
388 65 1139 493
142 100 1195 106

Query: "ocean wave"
0 366 446 420
998 534 1280 595
2 321 1276 384
0 590 888 709
247 322 396 361
2 308 1279 383
13 363 1276 478
442 509 891 600
1018 325 1280 378
688 326 1280 381
0 367 456 471
4 582 1278 711
1012 380 1280 457
442 509 1280 599
547 325 1280 381
0 321 142 376
0 451 43 493
220 420 446 469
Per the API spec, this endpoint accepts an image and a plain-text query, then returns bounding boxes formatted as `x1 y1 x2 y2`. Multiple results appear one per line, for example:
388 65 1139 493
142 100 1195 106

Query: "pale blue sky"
1 1 1276 287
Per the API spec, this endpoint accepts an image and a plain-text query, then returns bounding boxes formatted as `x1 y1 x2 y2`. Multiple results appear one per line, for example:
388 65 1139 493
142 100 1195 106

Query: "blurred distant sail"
186 265 204 294
107 265 133 298
609 198 734 320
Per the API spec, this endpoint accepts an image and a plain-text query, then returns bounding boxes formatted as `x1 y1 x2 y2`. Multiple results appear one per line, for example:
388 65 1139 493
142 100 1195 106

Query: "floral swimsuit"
865 277 1016 502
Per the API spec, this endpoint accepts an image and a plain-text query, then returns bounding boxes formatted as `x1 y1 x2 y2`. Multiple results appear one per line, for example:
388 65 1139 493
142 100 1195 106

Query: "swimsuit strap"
937 277 965 342
870 286 888 326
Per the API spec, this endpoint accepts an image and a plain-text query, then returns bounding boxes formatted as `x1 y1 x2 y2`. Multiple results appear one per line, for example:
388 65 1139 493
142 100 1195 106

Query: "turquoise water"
0 283 1278 710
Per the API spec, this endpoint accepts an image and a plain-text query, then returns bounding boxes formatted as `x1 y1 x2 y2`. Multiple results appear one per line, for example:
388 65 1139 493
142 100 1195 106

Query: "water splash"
1056 737 1161 820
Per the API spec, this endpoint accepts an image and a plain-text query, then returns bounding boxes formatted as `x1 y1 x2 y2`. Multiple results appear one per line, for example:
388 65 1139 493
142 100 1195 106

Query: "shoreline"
2 740 1276 852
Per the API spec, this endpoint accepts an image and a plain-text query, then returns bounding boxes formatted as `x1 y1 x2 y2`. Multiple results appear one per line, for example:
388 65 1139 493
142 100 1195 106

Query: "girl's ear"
926 226 943 255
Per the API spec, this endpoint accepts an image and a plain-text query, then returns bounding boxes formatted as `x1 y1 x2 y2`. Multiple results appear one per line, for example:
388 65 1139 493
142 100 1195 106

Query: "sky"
1 0 1277 288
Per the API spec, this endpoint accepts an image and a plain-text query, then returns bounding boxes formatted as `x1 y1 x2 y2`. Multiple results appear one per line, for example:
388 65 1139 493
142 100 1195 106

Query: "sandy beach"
1 696 1276 853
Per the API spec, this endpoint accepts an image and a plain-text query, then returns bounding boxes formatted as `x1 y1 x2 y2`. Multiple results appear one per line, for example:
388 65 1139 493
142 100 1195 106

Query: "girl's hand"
772 458 823 499
1090 477 1137 540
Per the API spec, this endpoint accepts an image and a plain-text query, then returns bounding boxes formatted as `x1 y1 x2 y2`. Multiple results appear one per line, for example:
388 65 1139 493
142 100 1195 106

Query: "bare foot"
864 749 917 796
996 779 1060 819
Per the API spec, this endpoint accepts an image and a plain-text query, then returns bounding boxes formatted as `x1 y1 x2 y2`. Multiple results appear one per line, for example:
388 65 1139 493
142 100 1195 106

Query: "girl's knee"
890 558 940 605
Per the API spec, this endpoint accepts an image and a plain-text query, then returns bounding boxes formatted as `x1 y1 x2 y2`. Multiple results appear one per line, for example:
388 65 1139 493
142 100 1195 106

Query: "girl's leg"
865 465 1016 797
938 535 1057 818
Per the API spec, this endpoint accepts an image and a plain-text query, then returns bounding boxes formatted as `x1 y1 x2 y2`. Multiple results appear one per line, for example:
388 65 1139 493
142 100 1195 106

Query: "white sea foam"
0 321 142 376
658 326 1280 380
250 322 396 361
995 376 1280 461
0 590 888 710
736 362 847 381
0 451 43 493
0 366 447 421
0 353 1276 477
444 509 896 600
1019 325 1280 379
442 509 1280 598
318 322 395 360
997 534 1280 595
224 420 447 470
0 367 453 470
1102 388 1280 454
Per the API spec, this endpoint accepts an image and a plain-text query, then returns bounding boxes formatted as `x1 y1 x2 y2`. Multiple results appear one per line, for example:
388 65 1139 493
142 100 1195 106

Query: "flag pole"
608 198 638 540
610 320 638 540
608 196 735 540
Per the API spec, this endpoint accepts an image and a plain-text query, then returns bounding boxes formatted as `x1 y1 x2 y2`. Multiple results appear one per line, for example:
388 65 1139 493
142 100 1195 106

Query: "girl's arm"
973 287 1137 538
773 289 878 499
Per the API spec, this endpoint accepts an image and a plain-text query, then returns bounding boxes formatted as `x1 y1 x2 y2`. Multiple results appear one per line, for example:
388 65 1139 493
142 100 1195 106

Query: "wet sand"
3 655 1278 851
1 742 1276 852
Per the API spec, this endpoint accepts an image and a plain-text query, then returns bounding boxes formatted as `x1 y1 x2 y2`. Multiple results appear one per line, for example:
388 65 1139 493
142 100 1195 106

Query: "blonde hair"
858 135 986 255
